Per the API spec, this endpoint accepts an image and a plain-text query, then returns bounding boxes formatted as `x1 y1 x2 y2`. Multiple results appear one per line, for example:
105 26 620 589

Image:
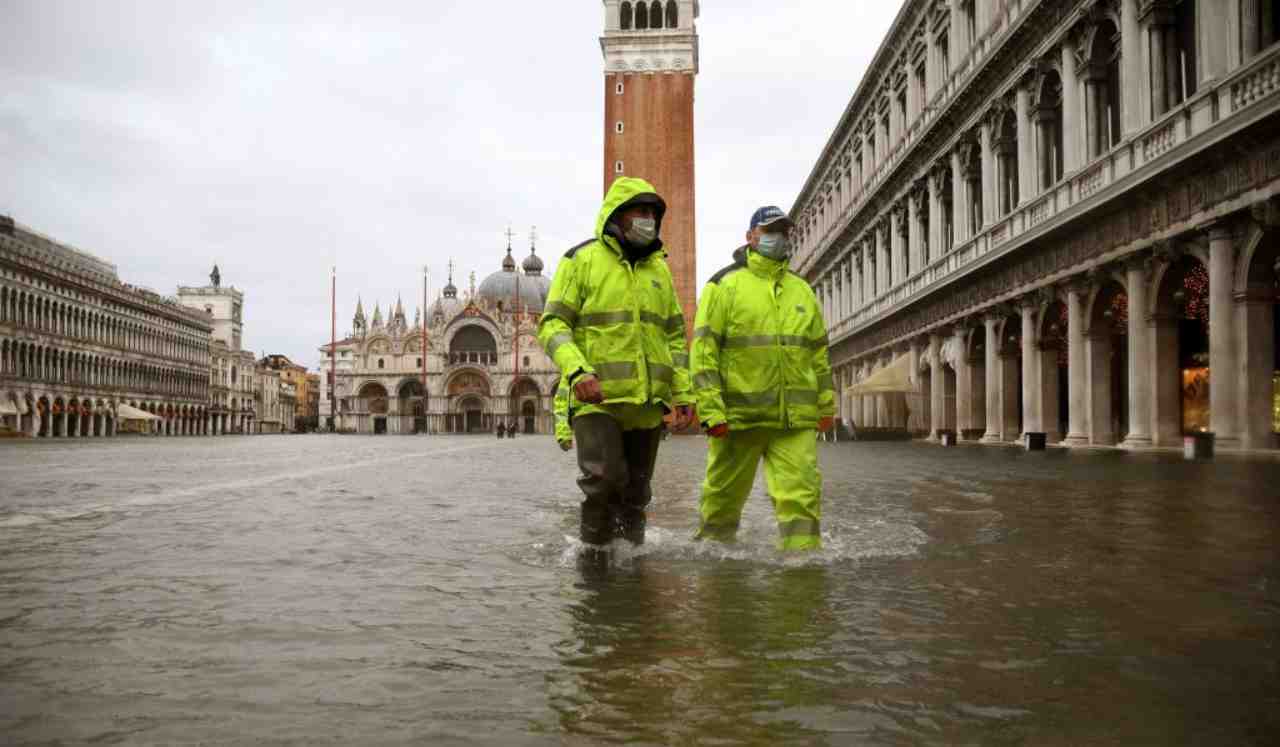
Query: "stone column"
1060 49 1081 176
908 339 923 432
1013 82 1034 204
949 0 965 72
1198 0 1229 85
980 118 996 226
1122 258 1154 447
1240 296 1276 450
1149 13 1171 117
1084 69 1103 160
929 333 945 440
1020 300 1041 435
953 326 972 437
983 314 1002 441
951 151 967 243
891 208 905 287
1207 223 1240 447
907 194 920 279
928 173 942 263
1065 282 1090 445
1085 323 1115 446
1121 0 1145 135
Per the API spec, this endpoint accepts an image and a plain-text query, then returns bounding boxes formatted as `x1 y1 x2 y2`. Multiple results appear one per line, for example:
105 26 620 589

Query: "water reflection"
552 559 841 745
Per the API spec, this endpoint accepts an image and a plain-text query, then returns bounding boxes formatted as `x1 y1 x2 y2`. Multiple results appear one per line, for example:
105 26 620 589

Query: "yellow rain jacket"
692 246 835 431
537 177 692 424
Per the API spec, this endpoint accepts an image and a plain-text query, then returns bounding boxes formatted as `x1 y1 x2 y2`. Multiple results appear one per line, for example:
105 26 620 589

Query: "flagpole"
430 266 435 434
330 266 337 433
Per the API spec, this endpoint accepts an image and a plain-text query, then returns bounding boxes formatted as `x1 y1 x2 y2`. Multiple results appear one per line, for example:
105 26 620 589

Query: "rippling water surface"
1 436 1278 745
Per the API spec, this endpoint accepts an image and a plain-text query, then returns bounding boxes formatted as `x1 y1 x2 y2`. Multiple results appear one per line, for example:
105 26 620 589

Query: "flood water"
1 435 1278 745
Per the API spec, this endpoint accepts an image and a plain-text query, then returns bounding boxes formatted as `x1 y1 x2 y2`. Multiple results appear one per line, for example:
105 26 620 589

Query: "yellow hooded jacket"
537 177 693 419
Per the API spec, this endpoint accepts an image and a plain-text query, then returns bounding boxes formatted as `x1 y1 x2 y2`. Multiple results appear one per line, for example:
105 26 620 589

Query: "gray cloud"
1 1 896 368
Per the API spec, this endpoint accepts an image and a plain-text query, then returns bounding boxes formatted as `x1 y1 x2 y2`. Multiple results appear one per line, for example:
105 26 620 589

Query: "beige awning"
846 354 919 396
117 403 162 421
0 399 17 416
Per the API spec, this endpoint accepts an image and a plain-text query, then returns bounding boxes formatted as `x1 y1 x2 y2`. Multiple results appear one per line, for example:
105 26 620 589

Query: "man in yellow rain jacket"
691 206 835 551
538 177 695 547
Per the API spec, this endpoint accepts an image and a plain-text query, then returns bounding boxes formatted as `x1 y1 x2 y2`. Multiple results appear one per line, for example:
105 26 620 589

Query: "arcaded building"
792 0 1280 451
0 216 213 437
318 242 560 435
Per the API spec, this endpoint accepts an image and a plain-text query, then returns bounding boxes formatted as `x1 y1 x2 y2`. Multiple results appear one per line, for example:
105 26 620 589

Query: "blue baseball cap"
749 205 794 230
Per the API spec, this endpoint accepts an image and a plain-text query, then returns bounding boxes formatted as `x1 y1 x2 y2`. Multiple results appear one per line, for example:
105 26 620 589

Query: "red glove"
573 374 604 404
817 417 835 433
706 423 729 439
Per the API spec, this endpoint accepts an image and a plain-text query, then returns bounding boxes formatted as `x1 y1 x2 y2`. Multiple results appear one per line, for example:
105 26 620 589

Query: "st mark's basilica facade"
318 242 560 435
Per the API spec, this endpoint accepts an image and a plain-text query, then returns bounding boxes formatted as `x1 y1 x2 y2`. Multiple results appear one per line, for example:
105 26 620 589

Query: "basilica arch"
445 369 492 433
356 381 390 435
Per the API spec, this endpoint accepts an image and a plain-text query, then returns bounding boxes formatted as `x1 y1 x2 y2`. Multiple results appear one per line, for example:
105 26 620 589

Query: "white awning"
116 404 162 421
0 400 17 416
846 354 919 396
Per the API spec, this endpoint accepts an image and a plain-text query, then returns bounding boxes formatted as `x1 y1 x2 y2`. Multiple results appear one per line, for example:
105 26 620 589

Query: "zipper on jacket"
773 280 789 430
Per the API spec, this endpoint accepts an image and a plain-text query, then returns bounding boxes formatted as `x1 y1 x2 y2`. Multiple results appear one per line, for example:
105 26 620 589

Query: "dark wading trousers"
573 413 664 546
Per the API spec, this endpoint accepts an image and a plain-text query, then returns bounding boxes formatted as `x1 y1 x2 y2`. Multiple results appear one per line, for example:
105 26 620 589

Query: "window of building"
964 0 976 47
666 0 678 28
378 358 384 369
615 160 624 174
616 121 625 134
416 358 422 368
896 91 907 136
616 81 625 95
523 356 531 368
649 1 663 29
620 1 633 30
938 32 950 79
635 1 648 29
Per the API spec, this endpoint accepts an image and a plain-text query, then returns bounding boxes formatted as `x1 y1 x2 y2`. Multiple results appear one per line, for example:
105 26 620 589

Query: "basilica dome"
477 246 548 312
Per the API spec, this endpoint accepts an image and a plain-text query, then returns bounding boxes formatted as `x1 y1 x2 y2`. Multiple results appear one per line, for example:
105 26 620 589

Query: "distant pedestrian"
537 176 694 548
691 206 835 551
496 422 506 439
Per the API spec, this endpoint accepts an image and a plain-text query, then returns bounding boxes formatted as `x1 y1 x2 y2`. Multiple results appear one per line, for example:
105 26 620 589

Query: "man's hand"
573 374 604 404
668 405 695 432
706 422 729 439
817 416 835 433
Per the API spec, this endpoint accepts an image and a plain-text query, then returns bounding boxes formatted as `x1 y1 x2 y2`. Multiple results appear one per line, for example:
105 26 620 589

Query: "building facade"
0 216 213 437
601 0 699 336
319 242 560 435
259 354 311 431
792 0 1280 451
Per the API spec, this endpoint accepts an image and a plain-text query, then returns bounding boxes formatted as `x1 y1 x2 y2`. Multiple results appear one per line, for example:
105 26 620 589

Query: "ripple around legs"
0 435 1278 745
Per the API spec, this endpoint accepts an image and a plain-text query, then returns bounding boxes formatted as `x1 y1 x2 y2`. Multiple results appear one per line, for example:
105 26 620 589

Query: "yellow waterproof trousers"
696 428 822 551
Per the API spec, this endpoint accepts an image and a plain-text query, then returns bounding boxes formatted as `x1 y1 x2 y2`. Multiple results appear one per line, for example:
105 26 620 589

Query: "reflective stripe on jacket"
692 246 835 430
554 379 572 444
537 177 692 415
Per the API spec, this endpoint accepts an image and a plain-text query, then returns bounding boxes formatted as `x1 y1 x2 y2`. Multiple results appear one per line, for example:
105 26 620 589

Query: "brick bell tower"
601 0 699 337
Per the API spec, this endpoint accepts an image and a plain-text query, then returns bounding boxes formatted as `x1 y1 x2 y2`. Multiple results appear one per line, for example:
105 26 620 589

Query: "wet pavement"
1 434 1278 745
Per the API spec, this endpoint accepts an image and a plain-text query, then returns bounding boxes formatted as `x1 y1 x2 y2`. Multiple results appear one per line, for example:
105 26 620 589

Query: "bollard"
1024 432 1047 451
1184 432 1215 460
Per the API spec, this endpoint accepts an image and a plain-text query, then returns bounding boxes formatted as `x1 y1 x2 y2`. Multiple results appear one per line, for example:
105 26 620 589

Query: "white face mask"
756 233 792 259
625 217 658 245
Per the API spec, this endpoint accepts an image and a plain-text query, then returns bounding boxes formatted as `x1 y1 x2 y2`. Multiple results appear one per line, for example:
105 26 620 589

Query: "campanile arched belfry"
600 0 699 337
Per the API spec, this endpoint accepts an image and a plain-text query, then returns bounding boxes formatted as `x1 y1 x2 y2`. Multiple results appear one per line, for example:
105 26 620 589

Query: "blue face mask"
756 233 792 260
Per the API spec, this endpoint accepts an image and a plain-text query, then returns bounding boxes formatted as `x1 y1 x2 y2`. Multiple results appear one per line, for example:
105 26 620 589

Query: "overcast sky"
1 1 899 369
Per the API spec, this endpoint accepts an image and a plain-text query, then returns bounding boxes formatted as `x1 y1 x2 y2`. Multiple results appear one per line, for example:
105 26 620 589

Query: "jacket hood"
596 176 667 257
